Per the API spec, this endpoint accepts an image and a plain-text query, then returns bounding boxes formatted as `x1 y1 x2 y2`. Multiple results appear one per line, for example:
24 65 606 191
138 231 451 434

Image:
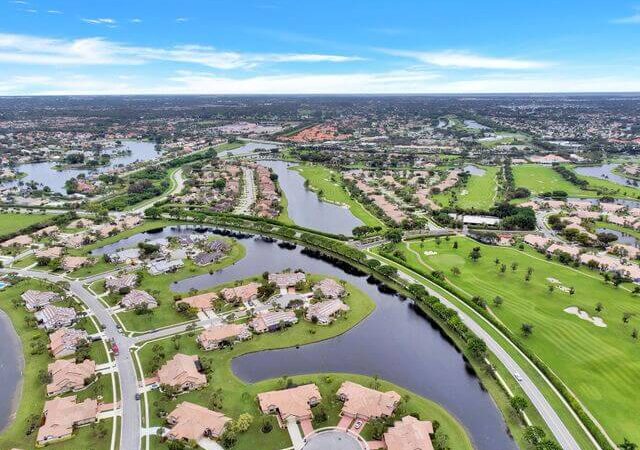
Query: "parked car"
354 420 364 430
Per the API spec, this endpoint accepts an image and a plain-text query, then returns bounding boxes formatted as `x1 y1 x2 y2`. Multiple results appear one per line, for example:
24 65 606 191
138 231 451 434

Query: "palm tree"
618 438 638 450
521 323 534 337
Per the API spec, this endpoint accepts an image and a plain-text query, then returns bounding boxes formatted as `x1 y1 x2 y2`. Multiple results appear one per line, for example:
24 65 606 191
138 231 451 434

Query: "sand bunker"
564 306 607 328
424 251 438 256
546 277 561 284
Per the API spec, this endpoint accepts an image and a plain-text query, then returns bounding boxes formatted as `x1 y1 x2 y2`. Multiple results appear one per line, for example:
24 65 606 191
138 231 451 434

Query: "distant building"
306 299 349 325
148 259 184 275
61 256 91 272
178 292 217 312
105 273 138 293
268 272 306 289
220 282 261 303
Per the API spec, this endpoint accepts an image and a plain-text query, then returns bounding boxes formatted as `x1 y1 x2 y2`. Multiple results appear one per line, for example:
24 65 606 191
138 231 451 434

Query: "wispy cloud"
0 33 362 69
47 10 63 14
175 17 189 23
382 49 550 70
611 9 640 24
130 18 142 23
82 18 117 25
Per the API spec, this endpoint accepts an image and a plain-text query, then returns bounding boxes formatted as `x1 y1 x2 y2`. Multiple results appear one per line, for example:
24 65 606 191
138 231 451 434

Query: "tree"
547 284 555 294
523 425 546 445
595 302 603 313
500 263 507 274
619 438 638 450
232 413 254 433
632 328 638 341
378 265 397 278
385 228 403 243
511 262 518 272
510 395 528 412
452 241 458 249
469 246 482 262
569 286 575 296
467 337 487 359
493 296 504 307
521 323 534 337
536 440 563 450
623 312 633 324
451 266 461 276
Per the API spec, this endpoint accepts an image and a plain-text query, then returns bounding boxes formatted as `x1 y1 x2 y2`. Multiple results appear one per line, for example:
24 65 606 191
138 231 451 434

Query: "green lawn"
115 240 246 332
432 166 499 210
138 279 472 450
0 278 113 450
397 236 640 443
0 212 53 236
513 164 587 196
292 164 385 228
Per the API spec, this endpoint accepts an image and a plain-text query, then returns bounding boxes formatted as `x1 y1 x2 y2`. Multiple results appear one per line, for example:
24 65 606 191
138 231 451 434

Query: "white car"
354 420 364 430
514 372 523 382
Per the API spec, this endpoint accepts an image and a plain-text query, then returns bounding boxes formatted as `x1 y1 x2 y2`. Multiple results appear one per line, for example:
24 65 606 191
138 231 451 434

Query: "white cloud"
382 49 550 70
130 18 142 23
0 33 362 69
176 17 189 23
47 10 63 14
82 18 117 25
611 13 640 24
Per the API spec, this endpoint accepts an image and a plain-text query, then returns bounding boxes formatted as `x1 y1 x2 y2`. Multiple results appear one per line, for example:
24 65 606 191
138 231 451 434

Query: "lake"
2 140 159 193
0 311 23 432
259 160 363 236
574 163 636 188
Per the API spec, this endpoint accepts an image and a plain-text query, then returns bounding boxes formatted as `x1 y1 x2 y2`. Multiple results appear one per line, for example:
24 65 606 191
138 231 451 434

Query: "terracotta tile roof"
166 401 231 441
157 354 207 390
48 327 89 358
197 324 251 350
384 416 434 450
36 396 98 444
47 359 96 396
178 291 218 311
337 381 401 420
257 384 322 422
220 282 261 302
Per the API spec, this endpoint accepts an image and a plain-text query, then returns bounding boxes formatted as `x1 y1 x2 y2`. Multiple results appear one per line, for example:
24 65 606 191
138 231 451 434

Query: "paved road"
1 268 141 450
130 167 184 215
233 167 256 215
370 252 588 450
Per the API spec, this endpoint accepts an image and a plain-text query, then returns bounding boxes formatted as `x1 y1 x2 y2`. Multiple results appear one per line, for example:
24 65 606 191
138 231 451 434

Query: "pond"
221 142 279 157
463 164 486 176
574 163 636 188
463 120 490 130
2 140 159 193
88 224 517 449
596 227 639 246
0 311 23 432
259 160 363 236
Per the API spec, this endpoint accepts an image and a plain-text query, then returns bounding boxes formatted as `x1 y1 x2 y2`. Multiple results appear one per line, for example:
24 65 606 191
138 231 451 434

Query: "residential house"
157 354 207 392
268 272 306 289
546 243 581 259
178 292 217 312
337 381 401 420
306 299 349 325
148 259 184 275
35 304 77 330
46 359 96 396
384 416 435 450
21 289 61 311
523 234 550 249
107 248 141 264
250 310 298 333
220 282 261 303
313 278 345 299
197 324 251 350
34 246 64 260
257 384 322 427
61 256 91 272
165 402 231 442
120 289 158 310
105 274 138 293
33 225 59 238
0 234 33 248
48 327 89 358
36 396 98 445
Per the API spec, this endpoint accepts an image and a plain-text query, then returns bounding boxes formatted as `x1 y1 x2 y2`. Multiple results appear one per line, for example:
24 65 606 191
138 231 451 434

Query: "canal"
259 160 363 236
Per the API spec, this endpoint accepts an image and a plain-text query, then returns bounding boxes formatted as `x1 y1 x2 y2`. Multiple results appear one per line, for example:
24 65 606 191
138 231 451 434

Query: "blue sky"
1 0 640 95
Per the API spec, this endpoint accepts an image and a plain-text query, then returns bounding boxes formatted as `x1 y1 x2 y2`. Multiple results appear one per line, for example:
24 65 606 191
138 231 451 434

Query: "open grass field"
138 279 472 450
0 212 53 236
513 164 588 196
395 236 640 444
293 164 385 228
432 166 499 210
0 278 113 450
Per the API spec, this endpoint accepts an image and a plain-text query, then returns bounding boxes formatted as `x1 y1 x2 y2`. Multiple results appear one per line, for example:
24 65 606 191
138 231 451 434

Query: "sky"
1 0 640 95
